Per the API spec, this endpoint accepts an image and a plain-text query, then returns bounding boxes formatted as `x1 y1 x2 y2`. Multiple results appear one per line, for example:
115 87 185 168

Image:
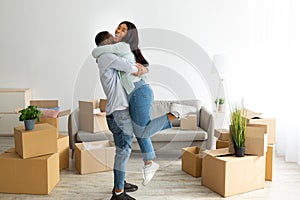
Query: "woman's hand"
132 63 148 76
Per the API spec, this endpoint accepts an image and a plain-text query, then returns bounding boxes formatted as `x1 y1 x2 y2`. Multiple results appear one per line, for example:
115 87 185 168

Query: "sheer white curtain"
283 0 300 165
249 0 300 165
224 0 300 165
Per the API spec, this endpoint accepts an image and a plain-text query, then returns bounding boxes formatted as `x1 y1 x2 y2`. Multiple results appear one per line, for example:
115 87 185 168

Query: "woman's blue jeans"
128 81 172 161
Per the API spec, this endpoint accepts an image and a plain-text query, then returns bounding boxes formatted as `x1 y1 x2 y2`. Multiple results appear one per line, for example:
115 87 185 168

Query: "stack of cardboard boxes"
215 129 230 149
75 100 115 175
244 111 276 182
0 100 70 195
214 109 276 181
0 124 57 194
30 100 70 171
182 109 276 197
202 124 268 197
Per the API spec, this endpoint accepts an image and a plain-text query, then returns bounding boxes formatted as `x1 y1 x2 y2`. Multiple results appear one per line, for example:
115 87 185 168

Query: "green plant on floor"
18 105 42 122
230 105 247 149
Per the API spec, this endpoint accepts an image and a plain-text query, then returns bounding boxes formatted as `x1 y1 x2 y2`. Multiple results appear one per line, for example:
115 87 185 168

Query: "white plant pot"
218 104 224 112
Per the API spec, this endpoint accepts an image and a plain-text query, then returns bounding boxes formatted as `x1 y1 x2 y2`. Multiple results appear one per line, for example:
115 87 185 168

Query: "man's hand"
132 63 148 76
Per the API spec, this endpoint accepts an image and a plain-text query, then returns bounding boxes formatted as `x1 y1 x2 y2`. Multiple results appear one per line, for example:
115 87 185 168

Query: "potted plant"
230 106 247 157
214 98 225 112
18 105 42 130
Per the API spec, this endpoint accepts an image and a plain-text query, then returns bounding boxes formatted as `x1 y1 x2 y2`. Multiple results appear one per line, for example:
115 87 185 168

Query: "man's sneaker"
110 191 135 200
142 161 159 186
170 103 196 119
124 181 138 192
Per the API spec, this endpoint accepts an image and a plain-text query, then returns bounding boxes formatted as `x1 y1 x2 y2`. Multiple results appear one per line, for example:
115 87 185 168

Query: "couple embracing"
92 21 190 200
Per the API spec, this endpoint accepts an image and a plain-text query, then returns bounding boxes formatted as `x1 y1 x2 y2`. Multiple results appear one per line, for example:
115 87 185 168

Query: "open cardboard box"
79 100 108 133
181 146 202 177
202 148 265 197
75 140 115 174
30 100 71 136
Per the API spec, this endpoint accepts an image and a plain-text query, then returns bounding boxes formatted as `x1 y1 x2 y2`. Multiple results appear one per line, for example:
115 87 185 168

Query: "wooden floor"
0 136 300 200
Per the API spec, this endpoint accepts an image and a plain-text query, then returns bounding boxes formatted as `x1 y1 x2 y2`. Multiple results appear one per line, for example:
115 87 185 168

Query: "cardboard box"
0 148 59 194
39 118 59 137
57 134 69 171
245 124 268 156
240 108 276 144
202 148 265 197
265 145 275 181
30 100 71 137
214 129 230 141
99 99 107 112
229 124 268 156
79 100 109 133
240 108 262 119
181 146 202 177
14 123 58 159
247 118 276 145
216 140 229 149
180 114 197 130
75 140 115 174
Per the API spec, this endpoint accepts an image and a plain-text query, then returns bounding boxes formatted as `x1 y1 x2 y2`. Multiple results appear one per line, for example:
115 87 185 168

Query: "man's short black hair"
95 31 110 46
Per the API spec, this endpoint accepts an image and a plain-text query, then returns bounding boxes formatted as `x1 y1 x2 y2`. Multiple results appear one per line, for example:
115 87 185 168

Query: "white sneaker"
170 103 196 119
142 162 159 186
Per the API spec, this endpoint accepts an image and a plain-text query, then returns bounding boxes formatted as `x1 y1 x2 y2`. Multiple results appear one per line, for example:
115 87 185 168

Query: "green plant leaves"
230 107 247 148
18 105 42 122
214 98 225 105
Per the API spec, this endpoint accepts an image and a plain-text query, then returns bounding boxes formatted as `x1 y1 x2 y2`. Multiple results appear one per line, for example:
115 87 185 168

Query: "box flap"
182 146 201 154
57 109 71 117
79 99 99 109
30 100 59 108
203 148 231 157
241 108 262 119
214 129 229 138
95 112 106 116
99 99 107 112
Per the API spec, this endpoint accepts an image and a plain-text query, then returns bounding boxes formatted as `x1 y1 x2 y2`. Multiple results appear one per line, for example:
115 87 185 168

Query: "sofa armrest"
68 108 79 150
199 106 215 150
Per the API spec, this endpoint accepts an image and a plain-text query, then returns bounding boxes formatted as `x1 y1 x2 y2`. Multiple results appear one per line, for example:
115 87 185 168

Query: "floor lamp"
213 54 226 120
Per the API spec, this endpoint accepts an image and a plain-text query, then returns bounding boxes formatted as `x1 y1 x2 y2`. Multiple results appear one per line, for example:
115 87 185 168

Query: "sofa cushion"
151 100 202 127
77 127 207 143
170 103 197 114
151 127 207 142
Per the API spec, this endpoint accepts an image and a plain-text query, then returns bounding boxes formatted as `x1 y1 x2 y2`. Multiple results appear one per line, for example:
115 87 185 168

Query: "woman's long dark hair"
119 21 149 67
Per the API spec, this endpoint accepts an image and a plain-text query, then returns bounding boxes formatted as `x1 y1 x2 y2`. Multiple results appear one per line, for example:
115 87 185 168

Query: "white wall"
0 0 262 132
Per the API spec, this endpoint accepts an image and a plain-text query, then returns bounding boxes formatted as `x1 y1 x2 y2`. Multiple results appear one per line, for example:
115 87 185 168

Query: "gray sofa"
68 99 215 158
